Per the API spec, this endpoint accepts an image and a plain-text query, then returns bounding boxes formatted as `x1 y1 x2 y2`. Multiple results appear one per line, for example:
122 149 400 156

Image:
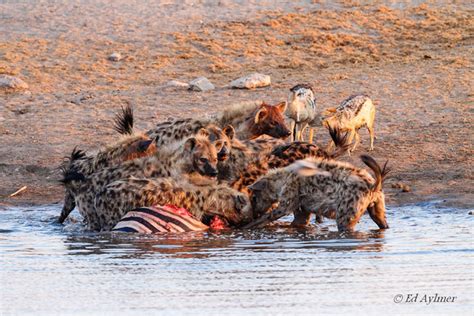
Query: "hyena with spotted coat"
94 177 253 231
59 106 156 223
246 155 390 232
146 101 290 145
62 131 220 231
219 127 349 194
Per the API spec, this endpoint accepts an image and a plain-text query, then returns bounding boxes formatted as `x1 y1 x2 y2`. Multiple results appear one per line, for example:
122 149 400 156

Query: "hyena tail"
59 169 86 186
360 154 390 191
327 126 350 159
59 147 88 186
113 105 134 135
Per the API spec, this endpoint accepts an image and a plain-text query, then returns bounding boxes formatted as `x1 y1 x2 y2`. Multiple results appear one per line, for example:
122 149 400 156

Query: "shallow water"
0 202 473 315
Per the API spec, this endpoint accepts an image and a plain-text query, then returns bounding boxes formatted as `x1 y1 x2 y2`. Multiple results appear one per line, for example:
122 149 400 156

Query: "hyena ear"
137 139 153 152
248 179 268 191
275 101 287 113
254 108 268 124
222 125 235 140
184 137 197 152
197 128 210 138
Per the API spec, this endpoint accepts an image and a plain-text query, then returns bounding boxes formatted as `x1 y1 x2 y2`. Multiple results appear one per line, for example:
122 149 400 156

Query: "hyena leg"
292 207 312 227
336 203 365 232
367 124 375 151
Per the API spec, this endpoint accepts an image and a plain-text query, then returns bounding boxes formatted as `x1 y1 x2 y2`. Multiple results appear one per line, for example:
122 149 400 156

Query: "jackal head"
251 102 291 139
184 130 219 178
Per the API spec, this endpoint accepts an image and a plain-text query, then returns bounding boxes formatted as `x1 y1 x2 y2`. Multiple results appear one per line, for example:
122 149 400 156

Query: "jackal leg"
351 131 361 152
346 129 356 155
289 120 296 142
367 125 375 151
308 127 314 144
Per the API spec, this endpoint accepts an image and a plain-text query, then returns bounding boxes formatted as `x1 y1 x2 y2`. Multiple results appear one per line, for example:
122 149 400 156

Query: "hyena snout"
233 194 253 223
368 202 389 229
203 162 218 177
271 124 291 139
217 147 230 161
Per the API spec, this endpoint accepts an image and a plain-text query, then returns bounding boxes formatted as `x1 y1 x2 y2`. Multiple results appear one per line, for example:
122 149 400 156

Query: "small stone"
166 80 190 89
391 182 410 192
229 73 271 89
401 184 411 192
0 75 29 91
188 77 215 92
108 52 122 62
468 211 473 215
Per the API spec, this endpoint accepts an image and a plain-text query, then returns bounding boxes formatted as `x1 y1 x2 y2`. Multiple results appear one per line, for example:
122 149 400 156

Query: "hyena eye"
199 157 208 163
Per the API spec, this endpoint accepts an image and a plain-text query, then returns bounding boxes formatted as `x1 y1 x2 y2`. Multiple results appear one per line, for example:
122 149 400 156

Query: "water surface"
1 202 473 315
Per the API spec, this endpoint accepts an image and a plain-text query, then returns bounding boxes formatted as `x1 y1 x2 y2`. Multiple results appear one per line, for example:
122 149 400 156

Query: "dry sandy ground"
0 1 473 208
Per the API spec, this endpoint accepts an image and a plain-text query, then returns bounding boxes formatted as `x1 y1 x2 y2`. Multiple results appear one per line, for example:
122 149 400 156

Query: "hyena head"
183 130 219 178
248 176 280 218
361 155 390 229
251 102 291 139
205 124 235 162
215 188 253 226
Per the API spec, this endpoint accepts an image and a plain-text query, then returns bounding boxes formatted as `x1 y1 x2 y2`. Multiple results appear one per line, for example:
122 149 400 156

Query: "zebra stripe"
112 205 208 233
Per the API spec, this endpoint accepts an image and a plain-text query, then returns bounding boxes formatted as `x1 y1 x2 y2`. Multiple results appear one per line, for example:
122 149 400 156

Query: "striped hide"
112 205 209 233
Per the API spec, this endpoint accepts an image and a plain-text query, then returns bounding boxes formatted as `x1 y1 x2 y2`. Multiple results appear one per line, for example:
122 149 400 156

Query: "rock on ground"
188 77 215 92
0 75 29 91
108 52 122 61
229 73 271 89
166 80 190 89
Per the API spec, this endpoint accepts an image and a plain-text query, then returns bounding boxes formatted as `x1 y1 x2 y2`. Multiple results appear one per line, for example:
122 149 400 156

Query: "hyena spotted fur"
219 127 349 194
146 100 291 146
94 177 253 231
59 106 156 223
61 131 219 231
246 155 390 232
116 105 234 162
323 94 376 153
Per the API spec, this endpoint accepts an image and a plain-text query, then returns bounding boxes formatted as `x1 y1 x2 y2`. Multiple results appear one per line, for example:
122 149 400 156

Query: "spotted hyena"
61 131 219 231
146 101 290 145
93 177 253 231
219 127 349 194
245 155 390 232
323 94 376 153
59 106 156 223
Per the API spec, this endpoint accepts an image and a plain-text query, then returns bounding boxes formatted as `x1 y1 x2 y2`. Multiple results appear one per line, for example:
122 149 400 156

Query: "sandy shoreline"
1 1 473 209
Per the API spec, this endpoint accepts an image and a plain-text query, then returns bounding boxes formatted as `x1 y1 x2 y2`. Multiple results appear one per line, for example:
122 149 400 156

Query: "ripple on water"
0 202 473 315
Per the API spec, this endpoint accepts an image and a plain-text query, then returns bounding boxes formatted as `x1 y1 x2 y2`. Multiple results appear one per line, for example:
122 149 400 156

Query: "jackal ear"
197 128 210 138
255 108 268 124
184 137 197 152
248 179 268 191
275 101 287 113
222 125 235 140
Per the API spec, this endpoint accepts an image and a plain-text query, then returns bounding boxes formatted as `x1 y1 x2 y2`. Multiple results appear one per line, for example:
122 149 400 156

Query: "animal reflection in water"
64 225 386 259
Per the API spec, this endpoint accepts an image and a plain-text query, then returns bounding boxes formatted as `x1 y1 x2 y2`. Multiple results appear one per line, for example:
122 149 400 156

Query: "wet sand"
0 1 473 208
